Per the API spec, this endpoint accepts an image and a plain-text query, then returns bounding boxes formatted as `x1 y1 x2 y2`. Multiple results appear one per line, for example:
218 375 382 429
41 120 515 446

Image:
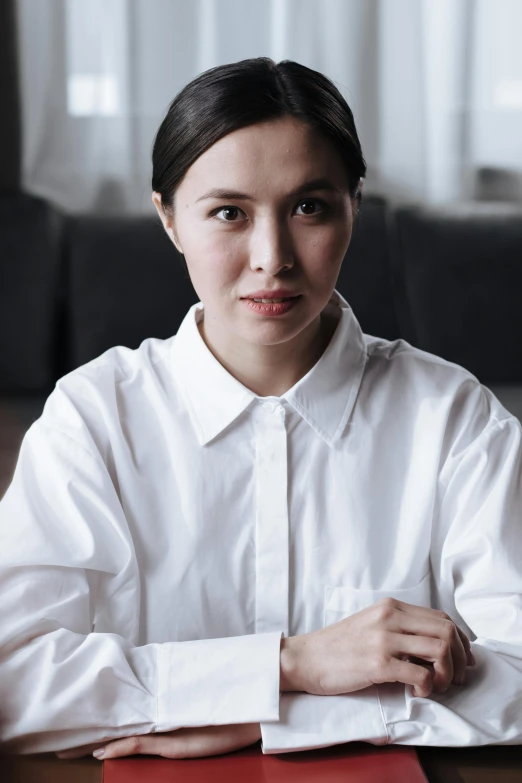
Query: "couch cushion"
336 195 401 341
66 216 198 370
392 203 522 383
0 192 62 392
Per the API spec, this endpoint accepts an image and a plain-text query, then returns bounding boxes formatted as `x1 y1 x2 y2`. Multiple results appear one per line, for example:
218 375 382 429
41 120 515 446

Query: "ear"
151 191 184 254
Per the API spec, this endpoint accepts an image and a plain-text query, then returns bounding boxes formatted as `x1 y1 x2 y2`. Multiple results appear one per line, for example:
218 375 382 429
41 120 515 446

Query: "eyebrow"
195 177 342 203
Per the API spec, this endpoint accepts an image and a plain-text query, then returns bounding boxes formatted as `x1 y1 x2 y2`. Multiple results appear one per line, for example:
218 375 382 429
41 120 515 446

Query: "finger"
391 602 475 666
170 725 260 758
100 728 231 760
393 611 468 684
389 632 454 693
101 735 154 759
455 625 475 667
384 657 435 698
56 743 105 759
101 725 255 760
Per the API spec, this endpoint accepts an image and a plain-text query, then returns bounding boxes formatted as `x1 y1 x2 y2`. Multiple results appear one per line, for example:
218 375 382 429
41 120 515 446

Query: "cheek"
300 222 352 275
185 244 245 299
182 217 244 268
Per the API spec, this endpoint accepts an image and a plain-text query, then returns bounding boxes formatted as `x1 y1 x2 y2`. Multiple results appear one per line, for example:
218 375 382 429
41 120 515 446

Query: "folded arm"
0 422 282 754
261 408 522 753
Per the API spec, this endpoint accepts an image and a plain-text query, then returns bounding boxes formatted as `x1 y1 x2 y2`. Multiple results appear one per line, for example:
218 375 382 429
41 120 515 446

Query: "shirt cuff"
156 631 283 731
260 686 389 754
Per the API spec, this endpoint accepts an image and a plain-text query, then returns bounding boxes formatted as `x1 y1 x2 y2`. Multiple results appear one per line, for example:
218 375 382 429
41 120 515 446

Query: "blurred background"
1 0 522 495
5 0 522 212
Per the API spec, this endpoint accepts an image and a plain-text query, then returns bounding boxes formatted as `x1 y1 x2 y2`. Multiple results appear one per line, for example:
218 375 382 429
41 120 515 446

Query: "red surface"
102 742 428 783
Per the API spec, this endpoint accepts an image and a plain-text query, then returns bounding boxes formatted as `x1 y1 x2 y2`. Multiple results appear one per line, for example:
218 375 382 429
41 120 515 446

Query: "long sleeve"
262 402 522 754
0 421 282 754
378 410 522 746
260 689 388 753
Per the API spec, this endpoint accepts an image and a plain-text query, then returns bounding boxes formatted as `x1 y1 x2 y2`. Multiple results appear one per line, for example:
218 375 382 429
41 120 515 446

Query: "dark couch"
1 192 522 496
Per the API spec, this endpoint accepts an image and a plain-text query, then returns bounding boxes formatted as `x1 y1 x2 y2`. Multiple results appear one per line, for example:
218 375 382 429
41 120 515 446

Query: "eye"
295 198 326 216
211 205 246 223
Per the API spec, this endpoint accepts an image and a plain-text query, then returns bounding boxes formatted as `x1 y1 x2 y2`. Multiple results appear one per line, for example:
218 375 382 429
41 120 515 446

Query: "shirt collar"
170 289 368 447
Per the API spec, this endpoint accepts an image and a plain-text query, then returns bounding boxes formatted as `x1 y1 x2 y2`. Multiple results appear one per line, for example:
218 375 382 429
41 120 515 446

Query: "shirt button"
263 401 277 414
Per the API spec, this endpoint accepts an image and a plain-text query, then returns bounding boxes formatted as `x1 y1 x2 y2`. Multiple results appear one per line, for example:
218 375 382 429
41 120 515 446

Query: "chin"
243 321 307 345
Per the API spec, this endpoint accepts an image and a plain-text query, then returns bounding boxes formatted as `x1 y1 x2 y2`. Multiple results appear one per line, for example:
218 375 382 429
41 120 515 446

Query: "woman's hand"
281 598 476 698
56 722 262 760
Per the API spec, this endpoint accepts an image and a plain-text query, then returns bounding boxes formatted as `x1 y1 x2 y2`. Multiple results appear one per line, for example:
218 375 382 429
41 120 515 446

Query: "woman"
1 57 521 761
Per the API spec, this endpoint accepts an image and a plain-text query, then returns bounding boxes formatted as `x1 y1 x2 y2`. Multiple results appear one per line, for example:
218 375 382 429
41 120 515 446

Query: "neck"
197 308 339 398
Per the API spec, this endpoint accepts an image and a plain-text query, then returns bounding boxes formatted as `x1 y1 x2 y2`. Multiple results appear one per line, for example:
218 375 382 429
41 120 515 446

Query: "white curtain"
16 0 522 214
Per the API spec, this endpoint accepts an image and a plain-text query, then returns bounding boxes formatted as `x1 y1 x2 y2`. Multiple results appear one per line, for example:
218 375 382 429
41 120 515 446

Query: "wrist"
279 635 303 692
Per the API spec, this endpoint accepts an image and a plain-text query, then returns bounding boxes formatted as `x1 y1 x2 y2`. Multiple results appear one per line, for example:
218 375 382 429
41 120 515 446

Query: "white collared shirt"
1 289 521 754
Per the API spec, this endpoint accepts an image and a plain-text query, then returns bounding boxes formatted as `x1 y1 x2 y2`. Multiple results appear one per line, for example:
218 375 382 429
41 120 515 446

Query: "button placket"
254 402 289 637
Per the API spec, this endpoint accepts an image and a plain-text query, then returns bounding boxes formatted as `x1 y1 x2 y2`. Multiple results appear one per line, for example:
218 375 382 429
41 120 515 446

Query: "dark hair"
152 57 366 215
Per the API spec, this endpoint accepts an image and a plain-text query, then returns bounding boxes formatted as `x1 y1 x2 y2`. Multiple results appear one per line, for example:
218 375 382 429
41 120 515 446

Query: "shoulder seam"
34 420 101 463
57 341 171 388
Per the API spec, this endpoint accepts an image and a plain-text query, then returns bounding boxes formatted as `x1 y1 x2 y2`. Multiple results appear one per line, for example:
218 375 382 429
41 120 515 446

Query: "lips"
242 297 300 316
241 290 301 300
248 296 295 302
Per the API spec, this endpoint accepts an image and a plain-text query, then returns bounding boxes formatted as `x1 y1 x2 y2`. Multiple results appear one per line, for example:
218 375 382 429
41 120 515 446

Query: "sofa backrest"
0 193 63 392
1 192 521 393
392 203 522 383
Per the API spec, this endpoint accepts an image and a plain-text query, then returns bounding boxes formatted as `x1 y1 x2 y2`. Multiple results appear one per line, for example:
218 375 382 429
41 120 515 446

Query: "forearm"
1 562 283 755
2 630 282 754
270 633 387 754
0 625 158 754
274 635 522 752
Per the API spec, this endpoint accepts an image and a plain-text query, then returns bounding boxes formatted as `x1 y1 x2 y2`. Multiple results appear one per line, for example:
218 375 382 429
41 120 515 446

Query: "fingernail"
470 652 476 665
93 748 105 759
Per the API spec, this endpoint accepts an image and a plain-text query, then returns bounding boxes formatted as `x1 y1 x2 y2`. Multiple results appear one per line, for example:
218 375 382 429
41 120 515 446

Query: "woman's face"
154 115 356 349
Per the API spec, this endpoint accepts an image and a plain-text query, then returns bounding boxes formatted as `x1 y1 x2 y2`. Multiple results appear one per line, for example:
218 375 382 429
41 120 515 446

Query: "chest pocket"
324 571 431 628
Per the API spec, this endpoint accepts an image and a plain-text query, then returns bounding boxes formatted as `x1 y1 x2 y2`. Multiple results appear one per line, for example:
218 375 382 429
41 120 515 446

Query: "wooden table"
2 753 102 783
3 745 522 782
417 746 522 782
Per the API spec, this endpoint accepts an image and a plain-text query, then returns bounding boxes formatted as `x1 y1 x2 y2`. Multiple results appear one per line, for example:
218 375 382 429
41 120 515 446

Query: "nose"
249 216 295 275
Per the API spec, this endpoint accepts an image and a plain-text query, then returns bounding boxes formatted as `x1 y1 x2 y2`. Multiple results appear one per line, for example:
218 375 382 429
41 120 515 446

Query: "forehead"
179 116 348 197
